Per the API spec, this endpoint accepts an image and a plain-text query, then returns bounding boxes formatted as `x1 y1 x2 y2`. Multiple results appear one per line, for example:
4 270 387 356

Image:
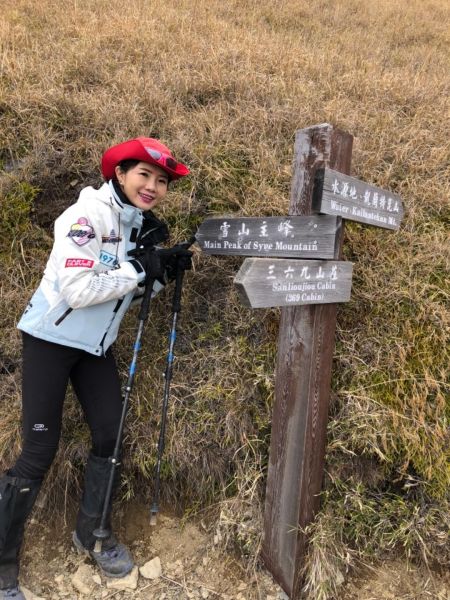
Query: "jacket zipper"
54 307 73 326
114 298 124 313
98 298 124 350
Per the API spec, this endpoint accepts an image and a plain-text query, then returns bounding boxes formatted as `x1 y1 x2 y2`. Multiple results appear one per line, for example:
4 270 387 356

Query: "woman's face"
115 161 169 210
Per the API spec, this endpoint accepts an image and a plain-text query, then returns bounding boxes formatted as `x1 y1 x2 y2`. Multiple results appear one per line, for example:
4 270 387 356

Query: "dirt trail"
21 502 449 600
22 501 280 600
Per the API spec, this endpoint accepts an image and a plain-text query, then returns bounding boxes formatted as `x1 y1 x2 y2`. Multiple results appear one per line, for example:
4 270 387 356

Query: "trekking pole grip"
172 267 185 313
139 276 156 321
171 235 195 313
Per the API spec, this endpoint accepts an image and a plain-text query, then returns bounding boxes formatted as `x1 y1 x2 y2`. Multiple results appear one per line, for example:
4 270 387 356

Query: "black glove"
133 248 166 281
137 212 170 248
129 244 192 284
163 248 193 281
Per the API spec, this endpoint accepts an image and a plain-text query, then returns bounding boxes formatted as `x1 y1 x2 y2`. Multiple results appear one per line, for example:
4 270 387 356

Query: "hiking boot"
72 530 134 578
73 452 134 578
0 587 25 599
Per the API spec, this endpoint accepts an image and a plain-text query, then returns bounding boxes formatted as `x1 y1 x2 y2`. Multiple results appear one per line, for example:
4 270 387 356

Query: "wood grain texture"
196 215 339 259
234 258 353 307
262 124 353 598
313 168 403 229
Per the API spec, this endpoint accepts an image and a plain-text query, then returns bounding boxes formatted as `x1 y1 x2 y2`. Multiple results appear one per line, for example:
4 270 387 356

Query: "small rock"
335 569 345 586
92 573 102 585
71 564 96 595
200 587 209 598
21 587 46 600
166 559 183 576
140 556 162 580
106 565 139 590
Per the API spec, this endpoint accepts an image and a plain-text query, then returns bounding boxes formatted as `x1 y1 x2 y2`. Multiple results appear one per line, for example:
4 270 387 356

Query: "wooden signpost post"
196 123 403 599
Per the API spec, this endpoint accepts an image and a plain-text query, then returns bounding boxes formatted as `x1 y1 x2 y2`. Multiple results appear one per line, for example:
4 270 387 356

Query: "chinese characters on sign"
314 168 404 230
234 259 353 308
196 162 403 307
195 215 340 259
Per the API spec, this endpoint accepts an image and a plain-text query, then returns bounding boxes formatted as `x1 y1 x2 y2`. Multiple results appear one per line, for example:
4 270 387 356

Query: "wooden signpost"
234 259 353 308
196 123 403 599
313 168 404 230
196 215 341 259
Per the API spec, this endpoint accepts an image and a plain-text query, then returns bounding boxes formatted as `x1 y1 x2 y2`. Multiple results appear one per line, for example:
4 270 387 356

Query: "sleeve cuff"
125 259 146 283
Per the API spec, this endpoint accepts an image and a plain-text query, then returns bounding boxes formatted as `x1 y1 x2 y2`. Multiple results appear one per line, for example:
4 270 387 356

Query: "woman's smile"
115 161 169 210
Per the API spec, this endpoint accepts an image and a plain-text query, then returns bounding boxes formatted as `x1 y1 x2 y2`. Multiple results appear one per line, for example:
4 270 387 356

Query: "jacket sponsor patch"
65 258 94 268
99 250 118 267
102 229 122 244
67 217 96 246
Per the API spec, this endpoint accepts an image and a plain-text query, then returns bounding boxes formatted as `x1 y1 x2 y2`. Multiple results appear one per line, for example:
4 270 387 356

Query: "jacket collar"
109 178 132 208
96 181 143 226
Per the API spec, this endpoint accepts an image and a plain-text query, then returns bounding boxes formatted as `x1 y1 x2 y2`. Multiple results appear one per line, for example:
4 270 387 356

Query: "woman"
0 137 191 599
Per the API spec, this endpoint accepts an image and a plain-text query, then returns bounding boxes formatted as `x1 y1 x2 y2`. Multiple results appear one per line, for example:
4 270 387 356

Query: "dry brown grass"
1 0 449 597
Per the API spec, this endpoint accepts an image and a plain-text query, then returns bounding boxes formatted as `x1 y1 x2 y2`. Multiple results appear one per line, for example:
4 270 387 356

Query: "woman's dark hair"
115 158 171 183
115 159 140 177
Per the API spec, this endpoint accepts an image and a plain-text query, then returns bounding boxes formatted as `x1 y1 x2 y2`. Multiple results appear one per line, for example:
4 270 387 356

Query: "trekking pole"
93 272 157 552
150 237 195 526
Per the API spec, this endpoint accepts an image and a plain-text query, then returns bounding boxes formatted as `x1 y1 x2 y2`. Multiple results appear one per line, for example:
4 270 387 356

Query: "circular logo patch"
67 217 96 246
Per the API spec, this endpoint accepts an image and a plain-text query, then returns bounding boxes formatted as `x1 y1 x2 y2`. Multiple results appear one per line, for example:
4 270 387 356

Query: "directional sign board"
313 168 404 230
195 215 340 259
234 258 353 308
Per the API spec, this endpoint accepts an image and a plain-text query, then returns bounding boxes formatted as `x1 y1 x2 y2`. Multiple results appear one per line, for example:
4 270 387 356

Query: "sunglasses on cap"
145 148 178 171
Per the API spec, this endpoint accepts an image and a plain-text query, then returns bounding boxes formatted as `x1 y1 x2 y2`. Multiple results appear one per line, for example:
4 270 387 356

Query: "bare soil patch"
21 502 449 600
343 561 450 600
22 501 280 599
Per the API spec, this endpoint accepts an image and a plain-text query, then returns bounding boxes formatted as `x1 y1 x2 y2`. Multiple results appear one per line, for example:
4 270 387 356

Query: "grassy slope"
0 1 449 598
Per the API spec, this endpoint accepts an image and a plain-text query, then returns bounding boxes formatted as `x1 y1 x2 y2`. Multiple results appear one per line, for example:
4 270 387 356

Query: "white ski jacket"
18 182 160 355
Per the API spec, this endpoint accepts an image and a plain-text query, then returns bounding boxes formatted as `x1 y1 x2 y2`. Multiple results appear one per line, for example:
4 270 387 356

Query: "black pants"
12 333 123 480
